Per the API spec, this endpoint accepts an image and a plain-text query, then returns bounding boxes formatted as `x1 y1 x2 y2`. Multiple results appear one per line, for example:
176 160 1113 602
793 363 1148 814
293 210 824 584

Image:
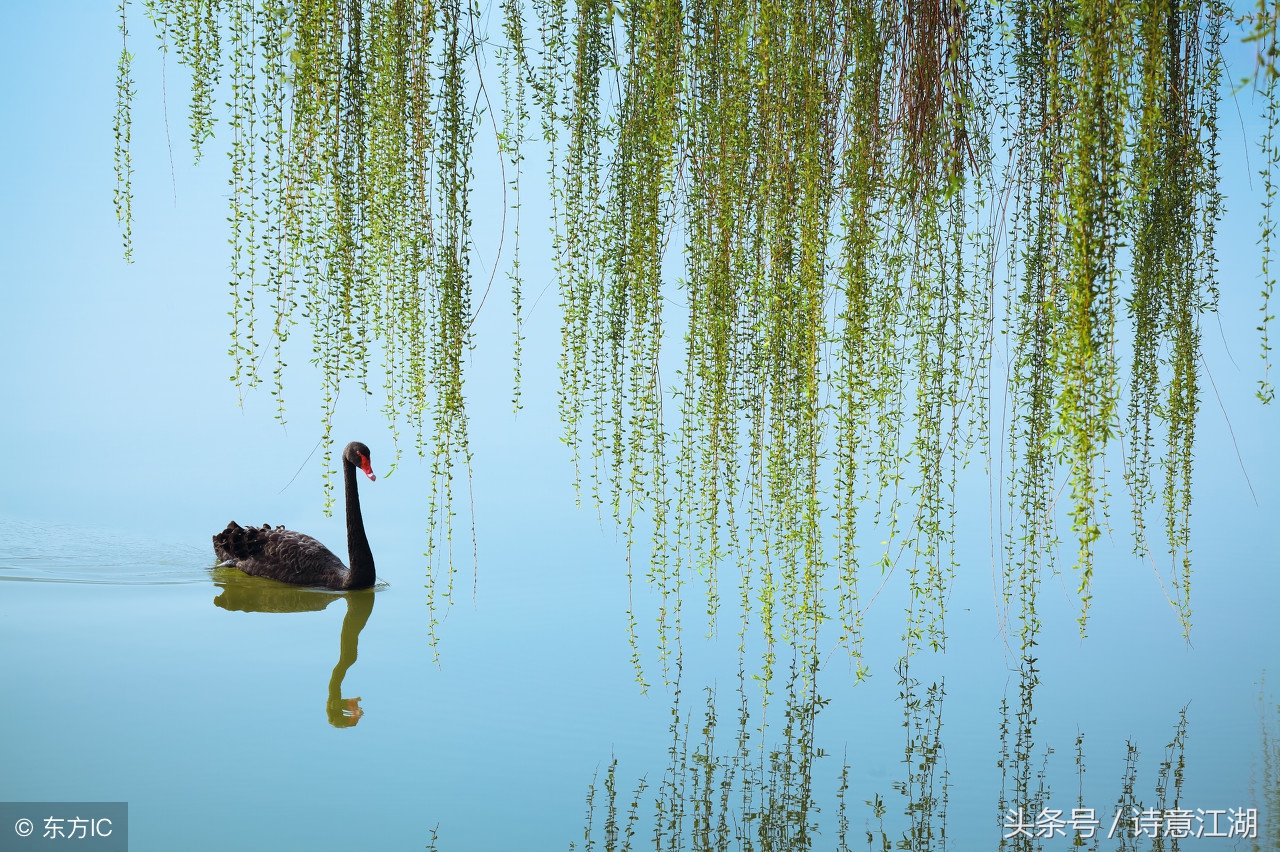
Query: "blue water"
2 479 1275 850
0 516 667 851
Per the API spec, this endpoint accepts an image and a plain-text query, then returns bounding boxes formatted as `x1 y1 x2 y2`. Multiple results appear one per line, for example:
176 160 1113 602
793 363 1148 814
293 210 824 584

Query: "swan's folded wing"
213 523 346 584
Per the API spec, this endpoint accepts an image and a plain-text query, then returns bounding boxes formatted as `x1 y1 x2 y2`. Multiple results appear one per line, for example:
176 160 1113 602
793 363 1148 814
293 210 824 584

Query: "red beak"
359 454 376 481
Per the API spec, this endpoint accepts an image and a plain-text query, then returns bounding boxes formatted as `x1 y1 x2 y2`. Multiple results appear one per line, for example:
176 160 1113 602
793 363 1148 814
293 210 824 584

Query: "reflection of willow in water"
573 655 950 851
578 650 1231 849
997 657 1198 851
211 568 376 728
882 662 948 850
574 656 828 851
1256 678 1279 852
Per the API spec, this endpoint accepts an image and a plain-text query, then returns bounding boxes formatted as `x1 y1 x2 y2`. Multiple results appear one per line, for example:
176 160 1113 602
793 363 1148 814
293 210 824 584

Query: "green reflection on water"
572 657 953 850
996 657 1195 852
1256 677 1279 852
211 568 376 728
575 652 1252 849
575 653 834 851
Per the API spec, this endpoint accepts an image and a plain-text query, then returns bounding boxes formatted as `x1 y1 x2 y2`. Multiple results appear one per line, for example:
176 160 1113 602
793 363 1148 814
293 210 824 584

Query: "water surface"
2 513 1275 850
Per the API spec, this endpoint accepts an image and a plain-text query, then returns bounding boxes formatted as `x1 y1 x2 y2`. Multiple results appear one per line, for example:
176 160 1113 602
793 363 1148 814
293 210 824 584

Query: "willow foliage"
117 0 1259 671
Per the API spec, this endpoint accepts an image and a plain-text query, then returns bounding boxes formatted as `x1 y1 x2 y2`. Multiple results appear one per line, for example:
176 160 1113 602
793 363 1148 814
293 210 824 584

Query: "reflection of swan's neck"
343 458 375 590
327 591 375 728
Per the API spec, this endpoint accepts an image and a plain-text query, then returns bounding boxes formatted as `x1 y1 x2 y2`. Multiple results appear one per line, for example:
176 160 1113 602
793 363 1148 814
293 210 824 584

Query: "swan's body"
213 441 376 590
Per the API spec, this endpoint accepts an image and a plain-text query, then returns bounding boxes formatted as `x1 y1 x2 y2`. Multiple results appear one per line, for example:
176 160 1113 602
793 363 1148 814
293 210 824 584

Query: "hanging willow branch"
114 1 135 263
117 0 1252 671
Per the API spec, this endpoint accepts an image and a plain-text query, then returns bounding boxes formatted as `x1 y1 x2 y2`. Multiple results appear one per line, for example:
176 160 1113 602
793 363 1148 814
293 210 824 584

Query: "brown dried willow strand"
881 0 978 656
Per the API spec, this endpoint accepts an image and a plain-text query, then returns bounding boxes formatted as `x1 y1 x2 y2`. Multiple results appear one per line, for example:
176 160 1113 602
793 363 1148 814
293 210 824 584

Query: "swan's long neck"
342 458 375 589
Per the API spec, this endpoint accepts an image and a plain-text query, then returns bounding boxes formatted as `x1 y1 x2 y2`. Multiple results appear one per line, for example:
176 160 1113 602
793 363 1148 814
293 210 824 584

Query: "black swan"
213 441 377 590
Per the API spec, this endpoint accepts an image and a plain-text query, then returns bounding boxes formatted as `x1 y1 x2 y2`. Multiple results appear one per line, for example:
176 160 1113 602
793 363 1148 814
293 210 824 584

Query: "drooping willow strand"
116 0 1241 671
114 1 134 263
1245 0 1280 404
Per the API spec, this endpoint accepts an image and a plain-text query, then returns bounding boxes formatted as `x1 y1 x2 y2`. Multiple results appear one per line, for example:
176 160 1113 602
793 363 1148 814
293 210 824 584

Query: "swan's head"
343 441 376 482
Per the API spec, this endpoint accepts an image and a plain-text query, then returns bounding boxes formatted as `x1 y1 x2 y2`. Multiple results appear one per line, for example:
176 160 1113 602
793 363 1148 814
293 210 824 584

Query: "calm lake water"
2 485 1276 850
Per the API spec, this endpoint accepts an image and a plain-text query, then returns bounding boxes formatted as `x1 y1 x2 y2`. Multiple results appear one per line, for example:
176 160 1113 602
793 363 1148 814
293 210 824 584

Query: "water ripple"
0 517 212 585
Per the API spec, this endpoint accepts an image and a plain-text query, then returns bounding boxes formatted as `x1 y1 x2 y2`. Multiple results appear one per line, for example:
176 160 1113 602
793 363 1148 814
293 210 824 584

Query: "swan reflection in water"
211 567 376 728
